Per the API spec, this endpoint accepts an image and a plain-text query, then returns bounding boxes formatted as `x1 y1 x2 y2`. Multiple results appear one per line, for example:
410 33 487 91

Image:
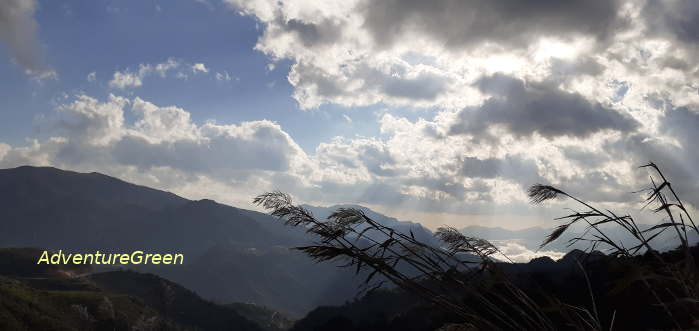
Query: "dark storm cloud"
361 0 625 49
380 71 450 101
562 147 610 168
449 74 639 139
642 0 699 44
460 156 541 183
549 57 605 78
282 18 344 47
0 0 53 79
661 106 699 146
0 0 42 71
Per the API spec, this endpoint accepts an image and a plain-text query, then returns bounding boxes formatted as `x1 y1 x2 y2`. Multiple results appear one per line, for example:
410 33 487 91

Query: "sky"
1 0 699 233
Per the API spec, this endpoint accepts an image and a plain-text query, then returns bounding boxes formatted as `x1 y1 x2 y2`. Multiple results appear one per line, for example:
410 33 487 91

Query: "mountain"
0 166 363 317
302 204 440 247
287 250 603 331
0 247 268 331
227 303 295 331
461 223 699 255
288 247 699 331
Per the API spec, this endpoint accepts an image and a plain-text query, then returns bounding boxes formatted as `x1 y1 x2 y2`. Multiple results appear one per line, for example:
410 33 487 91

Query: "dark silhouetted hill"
289 247 699 330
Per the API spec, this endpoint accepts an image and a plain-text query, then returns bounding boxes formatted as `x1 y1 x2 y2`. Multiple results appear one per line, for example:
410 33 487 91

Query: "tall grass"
254 205 584 329
530 162 699 329
254 162 698 330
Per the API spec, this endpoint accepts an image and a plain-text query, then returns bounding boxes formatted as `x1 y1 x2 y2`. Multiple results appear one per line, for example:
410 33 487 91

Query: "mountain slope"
0 166 363 316
0 247 264 331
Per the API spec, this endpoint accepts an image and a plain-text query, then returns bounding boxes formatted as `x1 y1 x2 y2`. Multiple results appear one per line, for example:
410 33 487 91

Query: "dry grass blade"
435 227 499 259
528 184 566 204
250 161 698 330
253 191 316 226
328 208 367 227
296 245 353 262
540 223 570 250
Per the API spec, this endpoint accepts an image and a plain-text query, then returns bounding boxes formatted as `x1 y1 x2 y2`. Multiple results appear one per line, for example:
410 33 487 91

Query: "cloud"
449 74 639 140
1 89 698 227
4 95 300 167
459 155 542 185
600 105 699 207
315 137 397 180
227 0 699 136
192 63 209 73
642 0 699 44
4 0 699 230
130 97 200 143
109 71 143 89
0 94 314 207
0 93 522 215
216 71 234 81
55 94 128 146
225 0 635 110
226 0 479 109
492 240 565 263
109 58 192 89
27 68 58 82
361 0 624 49
0 0 55 78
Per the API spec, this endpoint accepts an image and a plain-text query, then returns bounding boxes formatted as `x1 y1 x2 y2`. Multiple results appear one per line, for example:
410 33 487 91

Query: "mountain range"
1 165 695 330
0 166 362 317
3 165 678 316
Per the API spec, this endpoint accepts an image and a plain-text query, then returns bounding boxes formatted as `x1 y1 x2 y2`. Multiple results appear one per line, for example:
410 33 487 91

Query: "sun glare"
534 39 577 60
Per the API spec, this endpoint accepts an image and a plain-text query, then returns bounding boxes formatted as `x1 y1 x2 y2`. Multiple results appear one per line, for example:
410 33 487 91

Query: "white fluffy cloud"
3 0 699 233
493 240 566 263
0 86 695 229
223 0 633 111
215 0 699 216
224 0 699 136
0 94 314 207
0 93 565 219
109 58 211 88
110 71 144 89
192 63 209 73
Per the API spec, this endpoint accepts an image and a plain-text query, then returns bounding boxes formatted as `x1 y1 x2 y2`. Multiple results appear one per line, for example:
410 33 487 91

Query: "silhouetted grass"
530 163 699 329
256 162 699 330
254 203 588 329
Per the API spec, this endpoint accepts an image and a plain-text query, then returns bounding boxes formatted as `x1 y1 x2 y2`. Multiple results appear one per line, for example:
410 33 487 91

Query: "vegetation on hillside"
0 248 265 331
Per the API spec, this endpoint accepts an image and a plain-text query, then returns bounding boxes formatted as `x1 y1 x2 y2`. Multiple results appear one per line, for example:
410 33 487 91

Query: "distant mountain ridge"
0 166 430 317
9 166 649 318
462 220 699 254
301 204 440 247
